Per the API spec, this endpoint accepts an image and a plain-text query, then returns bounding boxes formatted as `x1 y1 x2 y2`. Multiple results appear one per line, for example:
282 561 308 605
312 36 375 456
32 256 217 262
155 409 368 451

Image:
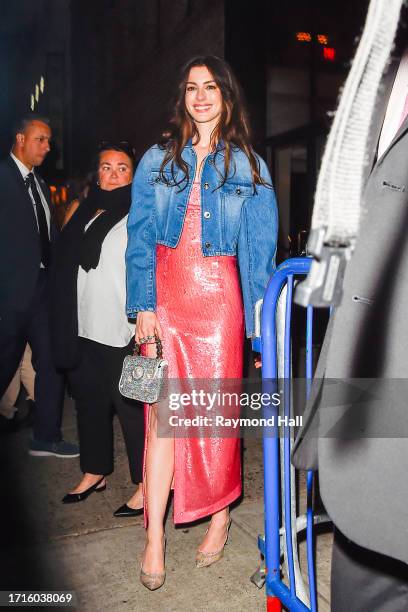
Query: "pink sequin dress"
151 182 245 523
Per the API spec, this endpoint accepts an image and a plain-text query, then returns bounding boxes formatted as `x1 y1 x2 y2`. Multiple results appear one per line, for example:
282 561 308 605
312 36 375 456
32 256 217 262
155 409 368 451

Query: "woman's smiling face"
184 65 223 127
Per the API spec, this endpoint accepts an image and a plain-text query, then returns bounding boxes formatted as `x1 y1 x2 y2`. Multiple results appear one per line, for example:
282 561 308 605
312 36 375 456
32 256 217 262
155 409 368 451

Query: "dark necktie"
25 172 50 268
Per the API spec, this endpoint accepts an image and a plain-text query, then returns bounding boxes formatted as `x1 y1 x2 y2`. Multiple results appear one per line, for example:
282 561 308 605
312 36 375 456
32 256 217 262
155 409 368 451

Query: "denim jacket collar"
185 138 226 155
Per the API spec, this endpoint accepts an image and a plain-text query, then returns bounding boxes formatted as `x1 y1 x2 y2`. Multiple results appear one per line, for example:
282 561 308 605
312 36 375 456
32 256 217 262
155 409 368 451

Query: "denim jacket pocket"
220 183 252 248
220 182 253 198
148 170 175 185
148 171 178 239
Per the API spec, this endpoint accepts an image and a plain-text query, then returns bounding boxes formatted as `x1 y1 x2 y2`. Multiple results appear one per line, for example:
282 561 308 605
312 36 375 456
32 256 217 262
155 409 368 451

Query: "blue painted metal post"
260 258 313 612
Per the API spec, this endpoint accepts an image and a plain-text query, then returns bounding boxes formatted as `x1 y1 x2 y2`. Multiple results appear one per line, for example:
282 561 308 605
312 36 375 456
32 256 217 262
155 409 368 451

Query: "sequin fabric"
152 182 245 523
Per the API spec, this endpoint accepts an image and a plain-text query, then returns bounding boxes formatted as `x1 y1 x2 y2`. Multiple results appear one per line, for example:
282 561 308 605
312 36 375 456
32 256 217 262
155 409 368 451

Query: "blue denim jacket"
126 141 278 337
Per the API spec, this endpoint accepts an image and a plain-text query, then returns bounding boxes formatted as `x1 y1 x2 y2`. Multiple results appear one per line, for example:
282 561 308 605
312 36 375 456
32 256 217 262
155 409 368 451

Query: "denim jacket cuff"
126 306 156 316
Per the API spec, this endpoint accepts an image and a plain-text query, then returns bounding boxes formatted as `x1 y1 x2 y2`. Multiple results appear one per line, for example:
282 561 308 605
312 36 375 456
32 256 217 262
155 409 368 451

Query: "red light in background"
317 34 328 45
323 47 336 62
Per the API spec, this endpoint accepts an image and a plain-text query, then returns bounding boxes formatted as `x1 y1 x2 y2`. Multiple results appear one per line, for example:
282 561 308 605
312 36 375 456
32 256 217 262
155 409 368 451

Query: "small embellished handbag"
119 337 168 404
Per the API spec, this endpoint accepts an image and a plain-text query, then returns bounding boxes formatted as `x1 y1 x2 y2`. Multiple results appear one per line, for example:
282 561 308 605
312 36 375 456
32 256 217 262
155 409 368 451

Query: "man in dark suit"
0 115 78 457
293 29 408 612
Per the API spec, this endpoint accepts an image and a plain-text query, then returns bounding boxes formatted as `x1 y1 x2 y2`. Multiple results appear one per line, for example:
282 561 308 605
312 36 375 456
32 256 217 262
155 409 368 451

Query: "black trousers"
68 338 144 483
0 271 64 442
331 528 408 612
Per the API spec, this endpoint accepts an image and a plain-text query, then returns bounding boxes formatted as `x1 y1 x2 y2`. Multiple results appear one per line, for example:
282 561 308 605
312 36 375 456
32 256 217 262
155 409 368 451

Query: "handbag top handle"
134 336 163 359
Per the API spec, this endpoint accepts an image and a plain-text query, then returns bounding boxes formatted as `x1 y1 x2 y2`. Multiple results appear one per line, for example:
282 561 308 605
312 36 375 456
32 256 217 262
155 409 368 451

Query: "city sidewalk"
1 399 332 611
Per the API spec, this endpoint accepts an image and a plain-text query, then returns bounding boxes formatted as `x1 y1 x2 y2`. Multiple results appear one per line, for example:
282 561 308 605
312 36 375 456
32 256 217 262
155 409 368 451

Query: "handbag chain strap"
134 336 163 359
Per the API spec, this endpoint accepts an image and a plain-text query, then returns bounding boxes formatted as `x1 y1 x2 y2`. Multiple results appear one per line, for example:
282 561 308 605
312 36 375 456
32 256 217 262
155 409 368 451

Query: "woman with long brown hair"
126 56 278 589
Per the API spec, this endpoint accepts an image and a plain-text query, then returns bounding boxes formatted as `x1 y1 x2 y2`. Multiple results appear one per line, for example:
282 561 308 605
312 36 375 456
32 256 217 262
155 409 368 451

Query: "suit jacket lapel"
6 156 39 225
364 59 399 182
36 173 60 240
381 108 408 158
370 56 408 171
37 174 53 216
7 156 59 241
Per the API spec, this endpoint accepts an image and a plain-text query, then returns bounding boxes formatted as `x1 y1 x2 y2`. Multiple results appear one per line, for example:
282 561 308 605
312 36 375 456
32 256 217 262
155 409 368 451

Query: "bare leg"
126 483 143 509
141 404 174 574
69 472 105 494
197 506 230 553
21 344 35 401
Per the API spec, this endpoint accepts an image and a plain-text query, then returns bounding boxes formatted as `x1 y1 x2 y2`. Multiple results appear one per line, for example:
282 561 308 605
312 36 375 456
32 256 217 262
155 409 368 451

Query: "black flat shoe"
62 477 106 504
113 503 144 517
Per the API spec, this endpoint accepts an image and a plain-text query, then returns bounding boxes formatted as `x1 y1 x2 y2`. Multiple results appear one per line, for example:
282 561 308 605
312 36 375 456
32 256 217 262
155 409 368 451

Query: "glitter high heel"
140 536 166 590
195 518 231 568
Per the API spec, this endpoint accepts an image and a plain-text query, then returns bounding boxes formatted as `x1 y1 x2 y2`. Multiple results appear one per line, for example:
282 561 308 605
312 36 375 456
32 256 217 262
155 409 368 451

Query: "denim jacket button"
203 182 209 190
235 187 241 195
204 211 211 219
205 241 211 249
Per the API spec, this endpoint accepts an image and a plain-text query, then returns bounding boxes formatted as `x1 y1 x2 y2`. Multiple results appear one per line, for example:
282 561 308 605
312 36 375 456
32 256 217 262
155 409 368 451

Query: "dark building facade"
2 1 370 241
70 0 225 171
0 0 72 182
69 0 369 251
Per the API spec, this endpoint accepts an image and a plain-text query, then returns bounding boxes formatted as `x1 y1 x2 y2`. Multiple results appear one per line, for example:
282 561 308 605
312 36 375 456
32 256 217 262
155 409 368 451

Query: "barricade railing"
251 257 331 611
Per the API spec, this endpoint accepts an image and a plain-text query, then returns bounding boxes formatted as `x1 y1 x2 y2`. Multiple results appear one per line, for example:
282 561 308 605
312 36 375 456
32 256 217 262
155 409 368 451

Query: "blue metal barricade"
251 257 330 611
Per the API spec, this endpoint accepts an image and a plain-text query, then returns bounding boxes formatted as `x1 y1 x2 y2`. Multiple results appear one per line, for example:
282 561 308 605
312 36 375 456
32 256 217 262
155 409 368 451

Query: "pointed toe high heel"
140 536 166 591
113 503 144 518
195 518 232 569
140 567 166 591
61 477 106 504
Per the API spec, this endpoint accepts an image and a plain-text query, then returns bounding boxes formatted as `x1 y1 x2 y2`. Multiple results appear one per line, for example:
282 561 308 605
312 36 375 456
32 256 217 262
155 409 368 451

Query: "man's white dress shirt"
378 47 408 158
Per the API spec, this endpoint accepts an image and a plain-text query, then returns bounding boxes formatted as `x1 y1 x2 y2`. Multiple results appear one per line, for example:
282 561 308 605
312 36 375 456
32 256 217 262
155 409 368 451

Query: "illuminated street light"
296 32 330 45
296 32 312 42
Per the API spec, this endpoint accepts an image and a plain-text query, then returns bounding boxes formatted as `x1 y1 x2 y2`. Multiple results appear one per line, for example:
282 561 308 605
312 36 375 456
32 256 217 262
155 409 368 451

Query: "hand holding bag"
119 337 168 404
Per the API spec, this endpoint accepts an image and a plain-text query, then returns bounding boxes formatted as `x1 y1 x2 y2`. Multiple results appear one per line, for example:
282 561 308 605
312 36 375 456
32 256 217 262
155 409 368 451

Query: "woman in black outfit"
51 142 144 516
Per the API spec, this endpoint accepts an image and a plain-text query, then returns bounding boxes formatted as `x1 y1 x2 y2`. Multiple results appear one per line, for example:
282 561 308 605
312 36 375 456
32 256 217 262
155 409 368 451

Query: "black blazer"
0 156 59 312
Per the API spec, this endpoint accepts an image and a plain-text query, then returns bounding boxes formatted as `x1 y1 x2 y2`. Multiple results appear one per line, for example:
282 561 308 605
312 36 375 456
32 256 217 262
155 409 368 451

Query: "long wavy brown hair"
159 55 267 189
